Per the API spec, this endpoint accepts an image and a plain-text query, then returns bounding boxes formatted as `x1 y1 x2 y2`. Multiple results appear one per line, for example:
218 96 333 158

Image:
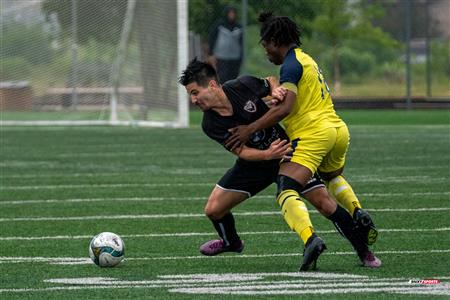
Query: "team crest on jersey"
244 100 256 113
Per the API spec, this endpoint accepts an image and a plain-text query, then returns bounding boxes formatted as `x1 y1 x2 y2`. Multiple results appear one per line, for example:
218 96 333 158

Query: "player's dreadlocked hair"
258 11 301 46
178 57 219 87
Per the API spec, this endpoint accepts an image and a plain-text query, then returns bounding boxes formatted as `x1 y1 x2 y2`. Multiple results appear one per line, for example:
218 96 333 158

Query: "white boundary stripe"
4 284 448 295
1 249 449 264
124 249 450 261
157 272 369 279
2 177 448 190
2 191 449 205
1 227 449 241
2 167 448 179
170 286 450 296
0 183 212 190
0 280 448 295
1 207 449 222
0 196 210 205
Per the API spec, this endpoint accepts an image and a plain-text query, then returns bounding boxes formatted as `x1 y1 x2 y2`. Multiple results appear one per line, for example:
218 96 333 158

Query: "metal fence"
1 0 449 122
1 0 188 126
188 0 450 105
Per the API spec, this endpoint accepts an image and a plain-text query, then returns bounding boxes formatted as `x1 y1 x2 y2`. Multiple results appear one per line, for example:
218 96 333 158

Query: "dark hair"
258 11 301 46
178 58 219 87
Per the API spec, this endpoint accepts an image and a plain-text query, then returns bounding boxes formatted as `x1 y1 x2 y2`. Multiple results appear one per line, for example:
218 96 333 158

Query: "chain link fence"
1 0 449 123
189 0 450 104
1 0 188 126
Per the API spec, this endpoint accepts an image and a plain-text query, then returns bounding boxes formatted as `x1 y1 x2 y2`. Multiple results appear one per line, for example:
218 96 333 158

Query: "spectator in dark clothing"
208 6 243 84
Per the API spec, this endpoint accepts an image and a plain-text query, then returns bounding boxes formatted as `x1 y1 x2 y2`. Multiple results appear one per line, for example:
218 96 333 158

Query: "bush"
339 47 376 81
317 46 376 83
1 21 53 65
0 57 33 81
373 61 404 83
431 40 450 76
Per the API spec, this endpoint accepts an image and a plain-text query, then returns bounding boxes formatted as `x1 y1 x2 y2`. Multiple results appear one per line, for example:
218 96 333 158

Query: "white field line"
0 249 449 265
0 207 449 223
1 227 450 241
1 191 449 206
170 286 450 296
1 169 227 178
157 272 370 280
1 283 448 295
0 183 212 190
0 280 448 295
1 166 449 179
2 177 449 190
0 196 210 205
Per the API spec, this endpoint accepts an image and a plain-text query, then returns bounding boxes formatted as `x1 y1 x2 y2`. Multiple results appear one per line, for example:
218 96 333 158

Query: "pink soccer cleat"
362 251 382 268
199 239 244 256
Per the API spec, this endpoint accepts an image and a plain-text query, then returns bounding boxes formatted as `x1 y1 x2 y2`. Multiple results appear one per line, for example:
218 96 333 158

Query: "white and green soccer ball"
89 232 125 267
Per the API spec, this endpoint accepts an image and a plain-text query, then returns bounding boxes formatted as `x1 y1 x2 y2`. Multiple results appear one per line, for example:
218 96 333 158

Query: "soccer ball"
89 232 125 267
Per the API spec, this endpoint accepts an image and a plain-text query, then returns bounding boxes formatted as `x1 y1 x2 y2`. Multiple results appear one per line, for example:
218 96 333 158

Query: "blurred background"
1 0 449 126
190 0 450 105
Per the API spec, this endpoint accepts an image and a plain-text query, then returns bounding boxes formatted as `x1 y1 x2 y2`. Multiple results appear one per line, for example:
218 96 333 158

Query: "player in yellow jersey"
226 12 380 268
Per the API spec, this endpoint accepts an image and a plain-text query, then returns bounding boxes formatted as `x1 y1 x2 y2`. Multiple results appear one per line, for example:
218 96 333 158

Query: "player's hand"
281 153 292 163
271 86 288 103
265 139 291 160
225 125 253 151
264 97 280 107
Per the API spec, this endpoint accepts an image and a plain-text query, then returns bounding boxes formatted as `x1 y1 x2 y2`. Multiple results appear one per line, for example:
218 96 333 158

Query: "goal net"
0 0 188 127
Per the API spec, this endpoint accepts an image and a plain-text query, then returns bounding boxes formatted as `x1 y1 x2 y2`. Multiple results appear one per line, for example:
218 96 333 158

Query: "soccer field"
1 110 449 299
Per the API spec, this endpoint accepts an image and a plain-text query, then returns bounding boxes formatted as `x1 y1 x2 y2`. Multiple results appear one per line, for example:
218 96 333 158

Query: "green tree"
311 0 398 94
1 21 53 64
189 0 319 39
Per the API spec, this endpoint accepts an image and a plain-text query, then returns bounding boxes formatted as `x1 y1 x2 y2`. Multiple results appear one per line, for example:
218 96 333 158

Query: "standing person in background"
208 6 243 84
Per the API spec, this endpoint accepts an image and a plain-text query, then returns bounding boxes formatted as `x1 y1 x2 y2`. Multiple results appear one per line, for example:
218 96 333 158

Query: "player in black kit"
179 58 327 271
180 59 381 271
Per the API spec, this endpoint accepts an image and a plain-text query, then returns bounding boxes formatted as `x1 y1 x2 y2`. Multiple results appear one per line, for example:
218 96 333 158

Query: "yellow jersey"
280 46 345 138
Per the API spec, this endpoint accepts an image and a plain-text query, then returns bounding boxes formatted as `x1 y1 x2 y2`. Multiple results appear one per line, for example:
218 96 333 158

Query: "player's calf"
353 208 378 246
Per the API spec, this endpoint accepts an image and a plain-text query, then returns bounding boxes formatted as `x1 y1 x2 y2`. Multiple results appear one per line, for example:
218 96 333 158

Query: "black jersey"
202 76 288 163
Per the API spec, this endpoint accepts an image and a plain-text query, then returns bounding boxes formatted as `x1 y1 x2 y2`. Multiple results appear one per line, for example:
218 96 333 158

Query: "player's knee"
276 175 304 195
204 205 226 220
204 200 226 220
302 173 326 194
319 168 343 182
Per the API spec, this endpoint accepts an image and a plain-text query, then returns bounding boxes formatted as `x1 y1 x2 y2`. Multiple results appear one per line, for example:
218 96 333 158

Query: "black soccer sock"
211 212 241 246
327 205 368 259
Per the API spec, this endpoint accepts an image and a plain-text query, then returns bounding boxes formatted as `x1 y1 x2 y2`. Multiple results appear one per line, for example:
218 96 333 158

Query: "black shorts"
217 160 279 197
217 159 326 198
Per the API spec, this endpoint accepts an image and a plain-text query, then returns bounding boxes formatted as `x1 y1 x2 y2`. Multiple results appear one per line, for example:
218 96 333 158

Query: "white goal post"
0 0 189 127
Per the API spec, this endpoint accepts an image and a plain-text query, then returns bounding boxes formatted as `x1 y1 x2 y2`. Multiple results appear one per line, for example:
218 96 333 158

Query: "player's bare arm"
231 138 291 161
225 90 296 151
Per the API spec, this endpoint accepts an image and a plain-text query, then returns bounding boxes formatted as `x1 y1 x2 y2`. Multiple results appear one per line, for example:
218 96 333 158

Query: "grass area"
0 110 177 122
0 111 449 299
